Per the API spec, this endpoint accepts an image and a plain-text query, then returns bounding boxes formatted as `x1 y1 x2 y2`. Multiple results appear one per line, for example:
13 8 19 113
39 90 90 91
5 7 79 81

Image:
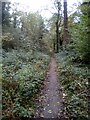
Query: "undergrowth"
2 49 50 119
56 51 89 120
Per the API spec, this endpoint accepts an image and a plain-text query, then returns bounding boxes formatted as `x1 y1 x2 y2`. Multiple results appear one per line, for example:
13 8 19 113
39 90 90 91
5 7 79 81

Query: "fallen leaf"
47 104 49 106
40 113 44 117
48 110 52 113
57 102 60 104
43 107 46 110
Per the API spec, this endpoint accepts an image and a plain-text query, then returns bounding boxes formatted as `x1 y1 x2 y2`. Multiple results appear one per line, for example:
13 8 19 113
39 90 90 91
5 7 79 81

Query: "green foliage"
2 2 11 30
2 3 51 118
76 15 90 62
2 2 50 53
2 49 50 119
20 12 47 51
56 52 89 119
68 2 90 63
2 33 15 50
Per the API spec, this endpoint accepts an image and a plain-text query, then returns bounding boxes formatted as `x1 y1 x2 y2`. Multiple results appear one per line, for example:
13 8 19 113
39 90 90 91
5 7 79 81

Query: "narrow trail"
35 57 65 119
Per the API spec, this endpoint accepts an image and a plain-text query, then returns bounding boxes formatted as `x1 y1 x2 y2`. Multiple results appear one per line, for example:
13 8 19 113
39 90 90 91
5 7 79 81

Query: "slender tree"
2 2 11 31
53 0 62 53
63 0 68 47
56 1 61 53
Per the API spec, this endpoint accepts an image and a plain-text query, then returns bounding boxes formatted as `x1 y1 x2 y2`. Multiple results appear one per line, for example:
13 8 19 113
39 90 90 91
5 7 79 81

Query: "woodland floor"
35 56 67 119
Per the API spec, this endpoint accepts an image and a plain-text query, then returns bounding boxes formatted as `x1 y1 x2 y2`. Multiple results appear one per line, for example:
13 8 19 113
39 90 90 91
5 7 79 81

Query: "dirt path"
35 57 65 119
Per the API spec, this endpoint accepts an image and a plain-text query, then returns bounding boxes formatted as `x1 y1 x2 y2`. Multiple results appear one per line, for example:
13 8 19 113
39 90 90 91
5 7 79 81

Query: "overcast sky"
10 0 82 19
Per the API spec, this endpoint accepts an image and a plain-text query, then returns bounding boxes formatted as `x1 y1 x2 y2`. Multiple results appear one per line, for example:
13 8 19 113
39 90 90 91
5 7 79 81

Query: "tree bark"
56 1 61 53
63 0 68 47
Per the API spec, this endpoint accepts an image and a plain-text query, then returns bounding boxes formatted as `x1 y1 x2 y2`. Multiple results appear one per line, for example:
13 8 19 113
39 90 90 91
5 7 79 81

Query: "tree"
11 3 21 29
20 12 46 51
78 1 90 63
68 0 90 63
63 0 68 48
51 0 62 52
56 1 61 53
2 2 11 32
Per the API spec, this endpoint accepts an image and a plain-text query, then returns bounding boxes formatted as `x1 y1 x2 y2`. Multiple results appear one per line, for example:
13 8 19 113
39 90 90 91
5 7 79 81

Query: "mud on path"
35 57 65 119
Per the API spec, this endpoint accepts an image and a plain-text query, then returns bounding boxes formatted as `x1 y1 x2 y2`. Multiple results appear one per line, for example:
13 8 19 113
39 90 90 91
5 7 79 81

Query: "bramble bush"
56 52 89 119
2 49 50 119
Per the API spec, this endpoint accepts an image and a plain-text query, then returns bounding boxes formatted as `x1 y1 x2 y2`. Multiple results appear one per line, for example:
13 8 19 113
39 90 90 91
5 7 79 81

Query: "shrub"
2 49 50 119
2 33 14 50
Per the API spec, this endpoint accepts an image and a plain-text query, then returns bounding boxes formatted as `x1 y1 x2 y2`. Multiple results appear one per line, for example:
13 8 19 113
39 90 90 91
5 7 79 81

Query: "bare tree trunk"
14 16 17 28
63 0 68 48
56 1 61 53
53 39 56 52
56 21 59 53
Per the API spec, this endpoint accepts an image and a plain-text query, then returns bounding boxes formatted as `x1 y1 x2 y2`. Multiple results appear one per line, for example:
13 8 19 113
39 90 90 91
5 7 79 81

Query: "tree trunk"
63 0 68 47
56 21 59 53
56 1 61 53
14 16 17 28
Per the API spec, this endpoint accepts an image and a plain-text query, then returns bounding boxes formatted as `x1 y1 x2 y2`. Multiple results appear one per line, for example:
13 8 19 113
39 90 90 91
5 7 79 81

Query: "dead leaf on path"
57 102 60 104
58 113 61 116
63 93 66 97
43 107 46 110
41 96 45 99
40 113 44 117
47 104 49 106
48 110 52 113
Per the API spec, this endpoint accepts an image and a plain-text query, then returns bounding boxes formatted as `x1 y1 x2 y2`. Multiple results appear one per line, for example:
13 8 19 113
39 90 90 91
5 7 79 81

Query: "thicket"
68 1 90 64
2 50 50 119
56 51 89 120
2 2 50 119
56 1 90 119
